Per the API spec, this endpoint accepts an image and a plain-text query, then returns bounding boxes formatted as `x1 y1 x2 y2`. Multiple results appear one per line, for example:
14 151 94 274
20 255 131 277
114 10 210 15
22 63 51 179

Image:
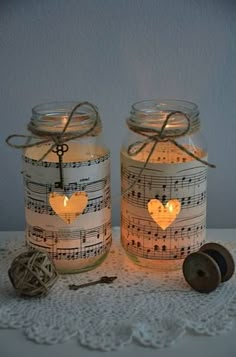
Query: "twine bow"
6 101 100 160
123 111 215 194
6 101 100 188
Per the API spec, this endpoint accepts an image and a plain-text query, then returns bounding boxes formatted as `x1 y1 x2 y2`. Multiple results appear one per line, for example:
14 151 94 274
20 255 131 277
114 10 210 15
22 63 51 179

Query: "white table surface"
0 229 236 357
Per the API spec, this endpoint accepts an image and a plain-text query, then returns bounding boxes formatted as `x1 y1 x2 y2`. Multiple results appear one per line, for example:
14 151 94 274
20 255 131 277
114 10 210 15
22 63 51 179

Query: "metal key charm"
68 276 117 290
52 144 69 188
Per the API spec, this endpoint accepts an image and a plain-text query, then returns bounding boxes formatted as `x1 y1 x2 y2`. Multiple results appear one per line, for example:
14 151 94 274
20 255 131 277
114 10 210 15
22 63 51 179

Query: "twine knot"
122 110 215 195
127 110 215 167
6 101 100 160
6 101 101 188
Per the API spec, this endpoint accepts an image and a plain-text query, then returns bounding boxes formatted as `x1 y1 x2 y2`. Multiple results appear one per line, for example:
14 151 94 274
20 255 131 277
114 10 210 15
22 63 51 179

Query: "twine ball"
8 249 58 297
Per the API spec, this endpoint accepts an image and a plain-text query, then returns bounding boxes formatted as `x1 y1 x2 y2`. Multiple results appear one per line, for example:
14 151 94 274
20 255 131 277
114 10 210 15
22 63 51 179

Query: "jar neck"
128 100 200 137
29 101 102 137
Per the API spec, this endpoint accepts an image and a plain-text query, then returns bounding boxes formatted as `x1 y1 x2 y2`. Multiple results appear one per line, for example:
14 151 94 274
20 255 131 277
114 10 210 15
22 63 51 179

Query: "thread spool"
183 242 235 293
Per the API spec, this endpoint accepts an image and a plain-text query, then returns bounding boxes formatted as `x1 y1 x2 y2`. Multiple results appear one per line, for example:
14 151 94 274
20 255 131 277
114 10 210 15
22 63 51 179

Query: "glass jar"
23 102 111 273
121 100 209 270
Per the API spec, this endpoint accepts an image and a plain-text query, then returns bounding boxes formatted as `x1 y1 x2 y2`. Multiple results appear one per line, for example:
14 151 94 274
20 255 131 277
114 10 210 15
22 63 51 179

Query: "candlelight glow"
148 199 181 230
166 201 173 212
63 196 69 207
62 116 68 125
49 192 88 224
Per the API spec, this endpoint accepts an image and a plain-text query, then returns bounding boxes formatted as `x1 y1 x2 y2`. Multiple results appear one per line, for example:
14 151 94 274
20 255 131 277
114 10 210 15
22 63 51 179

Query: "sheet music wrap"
121 142 207 269
23 142 111 273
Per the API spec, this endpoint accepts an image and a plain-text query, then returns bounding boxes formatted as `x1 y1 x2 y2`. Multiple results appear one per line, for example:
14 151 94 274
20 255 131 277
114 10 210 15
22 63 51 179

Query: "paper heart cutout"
148 199 181 230
49 192 88 224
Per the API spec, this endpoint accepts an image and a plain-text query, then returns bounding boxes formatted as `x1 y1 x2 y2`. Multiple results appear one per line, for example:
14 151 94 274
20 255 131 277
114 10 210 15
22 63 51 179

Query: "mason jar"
22 102 111 273
121 100 212 270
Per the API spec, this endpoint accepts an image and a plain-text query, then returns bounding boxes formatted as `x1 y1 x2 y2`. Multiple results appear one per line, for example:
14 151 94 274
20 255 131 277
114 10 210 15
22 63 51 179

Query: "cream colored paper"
121 142 207 267
49 191 88 224
23 142 111 272
148 199 181 230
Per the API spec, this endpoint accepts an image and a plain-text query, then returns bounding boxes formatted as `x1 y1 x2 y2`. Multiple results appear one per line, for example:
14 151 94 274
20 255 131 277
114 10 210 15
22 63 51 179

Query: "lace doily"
0 228 236 351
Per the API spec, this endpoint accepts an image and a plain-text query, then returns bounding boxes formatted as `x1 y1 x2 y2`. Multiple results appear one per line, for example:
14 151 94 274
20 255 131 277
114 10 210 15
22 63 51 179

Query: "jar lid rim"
131 99 198 115
32 101 95 117
30 102 101 136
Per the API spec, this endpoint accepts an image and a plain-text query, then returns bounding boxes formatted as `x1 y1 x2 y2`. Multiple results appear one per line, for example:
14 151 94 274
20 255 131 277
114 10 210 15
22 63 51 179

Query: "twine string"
122 111 215 195
8 250 58 297
6 101 100 189
6 101 100 160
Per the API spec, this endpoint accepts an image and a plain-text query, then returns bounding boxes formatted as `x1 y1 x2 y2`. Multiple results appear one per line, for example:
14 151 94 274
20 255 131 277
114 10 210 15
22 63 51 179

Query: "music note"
121 147 207 264
23 147 112 272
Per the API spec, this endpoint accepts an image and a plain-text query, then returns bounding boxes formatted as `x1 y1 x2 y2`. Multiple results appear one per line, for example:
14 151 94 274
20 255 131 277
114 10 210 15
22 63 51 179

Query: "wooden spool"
183 242 235 293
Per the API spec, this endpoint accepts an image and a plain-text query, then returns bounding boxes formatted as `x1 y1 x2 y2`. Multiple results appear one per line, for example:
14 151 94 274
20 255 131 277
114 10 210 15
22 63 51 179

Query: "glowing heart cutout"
148 199 181 230
49 192 88 224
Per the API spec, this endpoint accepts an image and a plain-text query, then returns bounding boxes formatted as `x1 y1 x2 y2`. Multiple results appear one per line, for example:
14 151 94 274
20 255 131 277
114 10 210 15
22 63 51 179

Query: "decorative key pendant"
15 101 111 274
68 276 117 290
52 144 69 188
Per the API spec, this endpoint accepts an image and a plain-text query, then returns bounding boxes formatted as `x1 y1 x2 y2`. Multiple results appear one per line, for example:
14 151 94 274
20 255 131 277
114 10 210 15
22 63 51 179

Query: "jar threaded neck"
30 101 101 136
128 100 200 137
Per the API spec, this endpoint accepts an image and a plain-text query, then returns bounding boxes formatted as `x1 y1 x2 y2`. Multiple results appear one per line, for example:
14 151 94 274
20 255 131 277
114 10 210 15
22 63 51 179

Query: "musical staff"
24 177 109 196
121 149 207 262
26 221 111 243
123 190 206 210
121 214 205 241
122 166 207 190
26 221 112 260
26 236 112 260
25 193 110 215
123 240 203 260
23 146 111 270
23 152 110 168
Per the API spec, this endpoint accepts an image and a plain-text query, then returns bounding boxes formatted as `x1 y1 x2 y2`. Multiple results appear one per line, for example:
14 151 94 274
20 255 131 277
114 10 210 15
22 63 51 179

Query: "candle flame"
62 116 68 125
148 199 181 230
63 196 69 207
167 202 173 212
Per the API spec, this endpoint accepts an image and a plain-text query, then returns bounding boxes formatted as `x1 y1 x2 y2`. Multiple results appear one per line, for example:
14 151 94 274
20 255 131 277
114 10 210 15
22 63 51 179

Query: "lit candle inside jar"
121 100 211 271
21 102 112 273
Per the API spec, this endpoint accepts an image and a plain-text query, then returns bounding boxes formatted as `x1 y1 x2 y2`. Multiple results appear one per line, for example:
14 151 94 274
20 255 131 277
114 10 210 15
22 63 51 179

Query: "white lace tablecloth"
0 228 236 352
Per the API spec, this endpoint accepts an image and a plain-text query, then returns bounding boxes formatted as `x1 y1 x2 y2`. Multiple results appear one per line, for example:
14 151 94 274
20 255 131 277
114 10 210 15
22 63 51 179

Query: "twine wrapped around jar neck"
127 110 215 166
128 106 201 137
122 110 215 195
6 101 102 189
6 101 101 161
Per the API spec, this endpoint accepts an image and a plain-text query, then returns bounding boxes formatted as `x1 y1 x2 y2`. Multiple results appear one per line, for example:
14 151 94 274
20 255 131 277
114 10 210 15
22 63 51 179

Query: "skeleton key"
68 276 117 290
52 144 69 188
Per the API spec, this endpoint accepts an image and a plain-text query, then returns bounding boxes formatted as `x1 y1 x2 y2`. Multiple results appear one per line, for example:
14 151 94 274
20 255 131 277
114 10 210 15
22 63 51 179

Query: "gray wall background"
0 0 235 230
